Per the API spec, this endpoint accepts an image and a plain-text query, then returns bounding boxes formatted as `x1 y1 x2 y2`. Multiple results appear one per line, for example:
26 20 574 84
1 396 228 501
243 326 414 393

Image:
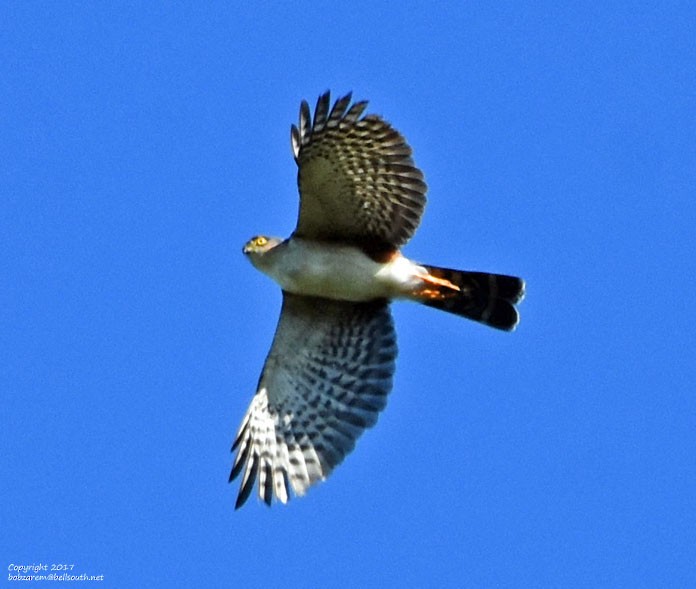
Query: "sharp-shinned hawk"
230 91 525 508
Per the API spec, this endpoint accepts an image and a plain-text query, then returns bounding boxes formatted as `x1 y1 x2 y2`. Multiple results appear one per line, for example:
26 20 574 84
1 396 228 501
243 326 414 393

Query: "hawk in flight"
231 91 525 508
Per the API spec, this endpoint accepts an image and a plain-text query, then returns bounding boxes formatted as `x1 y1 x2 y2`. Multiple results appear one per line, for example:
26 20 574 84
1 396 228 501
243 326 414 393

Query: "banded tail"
416 265 525 331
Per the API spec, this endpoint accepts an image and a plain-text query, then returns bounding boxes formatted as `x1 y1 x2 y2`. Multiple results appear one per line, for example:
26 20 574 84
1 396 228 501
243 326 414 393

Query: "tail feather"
417 265 525 331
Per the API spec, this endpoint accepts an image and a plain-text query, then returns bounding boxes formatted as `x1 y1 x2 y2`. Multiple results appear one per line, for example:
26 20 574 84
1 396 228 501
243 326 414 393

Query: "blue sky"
3 3 695 587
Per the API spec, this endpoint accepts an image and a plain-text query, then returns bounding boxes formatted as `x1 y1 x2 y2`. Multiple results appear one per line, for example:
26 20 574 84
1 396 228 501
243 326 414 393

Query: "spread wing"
230 292 397 508
291 91 427 251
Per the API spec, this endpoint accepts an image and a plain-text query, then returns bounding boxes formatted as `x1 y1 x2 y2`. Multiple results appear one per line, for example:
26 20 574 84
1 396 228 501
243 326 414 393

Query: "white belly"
257 238 424 302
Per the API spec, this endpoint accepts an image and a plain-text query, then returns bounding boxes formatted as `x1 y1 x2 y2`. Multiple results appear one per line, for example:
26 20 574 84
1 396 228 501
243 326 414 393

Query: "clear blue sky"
3 3 695 587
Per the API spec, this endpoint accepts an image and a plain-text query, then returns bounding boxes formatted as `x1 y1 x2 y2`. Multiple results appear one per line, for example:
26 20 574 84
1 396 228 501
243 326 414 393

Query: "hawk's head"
242 235 285 279
242 235 283 257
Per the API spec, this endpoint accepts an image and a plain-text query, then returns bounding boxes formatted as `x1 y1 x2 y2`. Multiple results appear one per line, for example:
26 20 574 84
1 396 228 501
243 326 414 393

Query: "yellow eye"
255 236 268 246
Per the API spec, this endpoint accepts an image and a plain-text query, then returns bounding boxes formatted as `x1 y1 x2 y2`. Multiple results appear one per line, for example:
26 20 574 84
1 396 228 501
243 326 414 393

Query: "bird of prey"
230 91 525 508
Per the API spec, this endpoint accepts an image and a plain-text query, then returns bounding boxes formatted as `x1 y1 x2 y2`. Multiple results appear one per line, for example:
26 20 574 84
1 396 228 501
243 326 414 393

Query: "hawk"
230 91 525 508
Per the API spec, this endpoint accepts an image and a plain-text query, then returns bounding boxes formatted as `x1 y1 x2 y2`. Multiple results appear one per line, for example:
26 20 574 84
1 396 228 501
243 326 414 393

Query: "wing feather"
312 92 331 133
230 292 397 508
292 90 427 251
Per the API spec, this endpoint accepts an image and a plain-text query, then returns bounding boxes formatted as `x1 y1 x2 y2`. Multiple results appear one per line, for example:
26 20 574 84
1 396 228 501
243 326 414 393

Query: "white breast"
256 238 424 302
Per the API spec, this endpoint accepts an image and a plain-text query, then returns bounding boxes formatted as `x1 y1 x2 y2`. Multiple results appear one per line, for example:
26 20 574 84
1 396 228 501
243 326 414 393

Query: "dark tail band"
419 265 525 331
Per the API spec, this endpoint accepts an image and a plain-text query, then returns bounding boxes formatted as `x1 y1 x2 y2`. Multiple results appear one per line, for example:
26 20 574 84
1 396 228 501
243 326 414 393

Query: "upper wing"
230 292 397 508
291 91 427 252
